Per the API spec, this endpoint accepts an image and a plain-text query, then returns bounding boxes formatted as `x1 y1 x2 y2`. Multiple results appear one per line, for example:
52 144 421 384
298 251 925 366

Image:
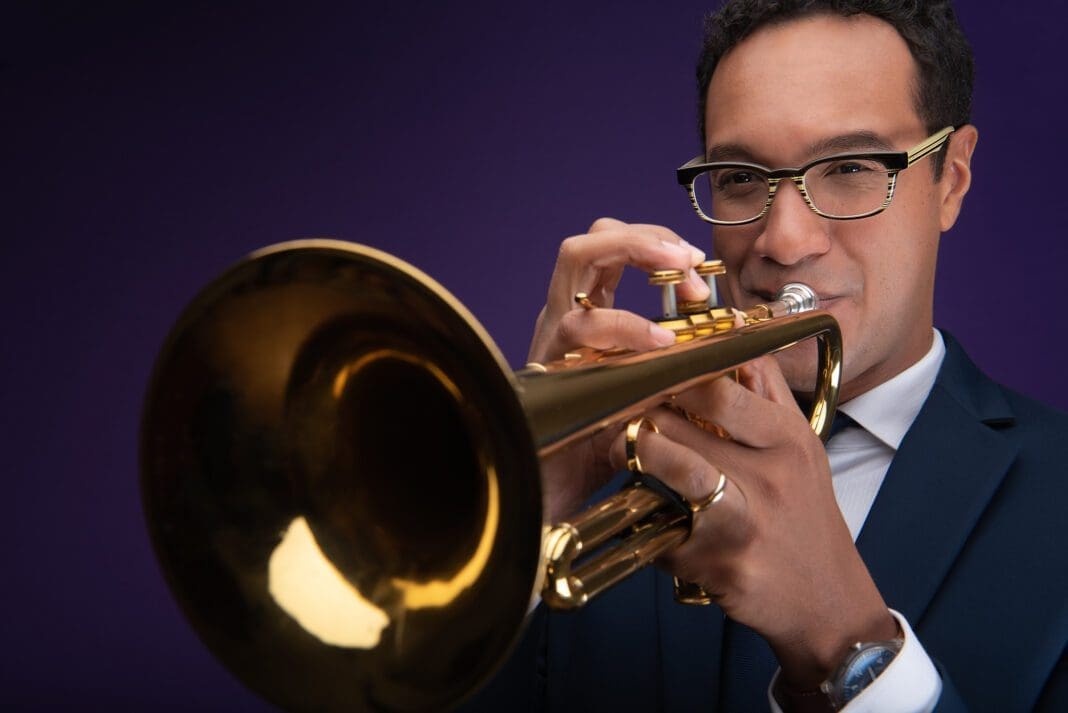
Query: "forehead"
704 13 923 161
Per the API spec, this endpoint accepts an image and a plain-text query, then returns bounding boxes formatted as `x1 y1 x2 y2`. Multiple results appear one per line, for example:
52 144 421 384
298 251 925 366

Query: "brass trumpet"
141 239 841 712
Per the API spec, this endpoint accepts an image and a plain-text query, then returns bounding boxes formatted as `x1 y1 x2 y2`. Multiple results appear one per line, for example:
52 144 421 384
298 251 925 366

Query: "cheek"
712 234 732 264
713 230 760 294
712 227 759 262
843 213 938 316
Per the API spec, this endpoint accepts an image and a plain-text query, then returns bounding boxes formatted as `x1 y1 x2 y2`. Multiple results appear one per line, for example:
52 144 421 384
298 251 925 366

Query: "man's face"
705 14 972 400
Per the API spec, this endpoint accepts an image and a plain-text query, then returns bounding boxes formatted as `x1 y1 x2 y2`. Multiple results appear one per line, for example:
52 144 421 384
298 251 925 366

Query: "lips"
749 285 841 309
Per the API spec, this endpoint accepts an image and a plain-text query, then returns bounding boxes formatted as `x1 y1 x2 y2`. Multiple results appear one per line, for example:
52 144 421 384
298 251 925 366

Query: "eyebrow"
705 131 898 163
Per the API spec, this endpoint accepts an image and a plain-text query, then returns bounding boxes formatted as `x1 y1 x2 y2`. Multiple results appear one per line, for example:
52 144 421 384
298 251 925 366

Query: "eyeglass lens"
692 157 894 223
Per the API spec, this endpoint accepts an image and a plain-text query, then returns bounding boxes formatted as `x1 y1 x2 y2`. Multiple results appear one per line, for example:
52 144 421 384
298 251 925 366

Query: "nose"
751 179 831 266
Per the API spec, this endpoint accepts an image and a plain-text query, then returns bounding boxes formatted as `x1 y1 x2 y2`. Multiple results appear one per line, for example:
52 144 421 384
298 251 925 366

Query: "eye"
831 162 869 175
819 159 883 178
713 170 760 190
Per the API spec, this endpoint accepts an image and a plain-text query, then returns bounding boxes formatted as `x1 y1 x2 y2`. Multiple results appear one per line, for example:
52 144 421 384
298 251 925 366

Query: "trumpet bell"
141 240 543 712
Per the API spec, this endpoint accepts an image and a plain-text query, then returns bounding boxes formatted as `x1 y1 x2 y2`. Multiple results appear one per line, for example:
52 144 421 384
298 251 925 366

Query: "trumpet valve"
649 260 726 325
695 259 726 306
648 269 687 319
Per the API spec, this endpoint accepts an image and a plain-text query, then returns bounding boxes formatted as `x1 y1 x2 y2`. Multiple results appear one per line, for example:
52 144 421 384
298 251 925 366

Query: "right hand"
530 217 710 521
605 357 896 688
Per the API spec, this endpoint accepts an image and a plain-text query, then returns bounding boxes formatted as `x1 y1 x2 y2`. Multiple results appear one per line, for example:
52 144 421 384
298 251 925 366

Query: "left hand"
610 355 897 688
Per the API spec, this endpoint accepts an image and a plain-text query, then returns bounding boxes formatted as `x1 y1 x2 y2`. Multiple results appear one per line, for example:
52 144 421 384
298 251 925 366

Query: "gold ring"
688 469 727 513
625 416 659 473
574 292 596 311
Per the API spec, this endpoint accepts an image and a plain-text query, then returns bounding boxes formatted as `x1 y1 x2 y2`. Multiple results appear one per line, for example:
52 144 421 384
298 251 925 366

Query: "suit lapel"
657 334 1016 708
856 334 1018 625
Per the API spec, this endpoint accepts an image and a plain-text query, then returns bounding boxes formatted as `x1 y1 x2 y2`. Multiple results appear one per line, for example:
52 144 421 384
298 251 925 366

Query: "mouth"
815 295 842 309
752 287 841 310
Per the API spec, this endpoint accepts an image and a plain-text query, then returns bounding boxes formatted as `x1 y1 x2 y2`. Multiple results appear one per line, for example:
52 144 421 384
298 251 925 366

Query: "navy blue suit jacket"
462 334 1068 712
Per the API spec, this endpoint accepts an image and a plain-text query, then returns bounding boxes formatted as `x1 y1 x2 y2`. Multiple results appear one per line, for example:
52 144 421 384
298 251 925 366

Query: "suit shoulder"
989 385 1068 498
997 384 1068 441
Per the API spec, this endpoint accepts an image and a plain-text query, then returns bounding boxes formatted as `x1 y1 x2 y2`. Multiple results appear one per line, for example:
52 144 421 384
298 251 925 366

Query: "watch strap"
772 675 835 713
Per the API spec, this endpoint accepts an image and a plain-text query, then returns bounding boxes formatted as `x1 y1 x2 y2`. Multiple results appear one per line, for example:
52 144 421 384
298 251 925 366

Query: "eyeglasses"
676 126 955 226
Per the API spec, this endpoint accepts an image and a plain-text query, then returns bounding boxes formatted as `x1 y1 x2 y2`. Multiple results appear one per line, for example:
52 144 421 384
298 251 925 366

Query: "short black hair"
696 0 974 177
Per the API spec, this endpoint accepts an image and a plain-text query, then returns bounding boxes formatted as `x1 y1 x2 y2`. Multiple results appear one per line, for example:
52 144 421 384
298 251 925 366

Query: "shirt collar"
837 329 946 451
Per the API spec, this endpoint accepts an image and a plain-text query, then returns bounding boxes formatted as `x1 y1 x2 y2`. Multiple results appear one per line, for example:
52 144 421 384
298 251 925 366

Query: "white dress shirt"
769 329 947 713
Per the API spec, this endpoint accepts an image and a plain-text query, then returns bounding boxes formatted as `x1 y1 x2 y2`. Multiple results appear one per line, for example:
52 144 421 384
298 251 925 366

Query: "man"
466 1 1067 711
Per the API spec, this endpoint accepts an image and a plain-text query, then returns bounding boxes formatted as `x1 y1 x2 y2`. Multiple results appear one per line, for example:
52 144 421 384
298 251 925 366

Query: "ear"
938 124 978 231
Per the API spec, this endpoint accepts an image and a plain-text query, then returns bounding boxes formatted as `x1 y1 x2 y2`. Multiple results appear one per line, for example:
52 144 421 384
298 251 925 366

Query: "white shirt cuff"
767 609 942 713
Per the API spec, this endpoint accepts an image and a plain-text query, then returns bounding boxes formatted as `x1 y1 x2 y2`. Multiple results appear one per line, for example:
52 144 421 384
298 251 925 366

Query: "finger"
735 354 797 408
587 216 627 233
550 307 677 355
588 218 706 260
643 405 742 468
548 227 708 316
724 310 807 409
551 227 709 309
671 374 809 449
625 223 715 303
540 426 618 523
608 427 747 522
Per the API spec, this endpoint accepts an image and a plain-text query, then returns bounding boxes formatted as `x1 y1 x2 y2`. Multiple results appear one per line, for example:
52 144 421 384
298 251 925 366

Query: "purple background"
4 2 1065 708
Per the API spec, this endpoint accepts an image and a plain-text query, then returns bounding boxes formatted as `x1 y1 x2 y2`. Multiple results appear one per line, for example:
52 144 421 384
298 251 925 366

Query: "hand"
610 356 897 688
531 217 709 522
527 217 709 364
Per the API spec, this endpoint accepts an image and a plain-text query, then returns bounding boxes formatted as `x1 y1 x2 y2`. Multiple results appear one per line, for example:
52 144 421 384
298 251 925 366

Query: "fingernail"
681 239 706 264
650 323 677 346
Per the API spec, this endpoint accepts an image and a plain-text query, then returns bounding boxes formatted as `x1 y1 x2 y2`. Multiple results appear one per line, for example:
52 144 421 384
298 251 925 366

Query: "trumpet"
141 239 841 712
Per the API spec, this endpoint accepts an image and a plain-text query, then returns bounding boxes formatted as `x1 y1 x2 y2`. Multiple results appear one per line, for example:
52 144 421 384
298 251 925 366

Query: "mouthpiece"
776 283 819 314
749 283 819 320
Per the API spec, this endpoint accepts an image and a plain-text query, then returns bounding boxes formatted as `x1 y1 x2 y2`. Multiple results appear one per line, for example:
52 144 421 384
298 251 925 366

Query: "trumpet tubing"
141 240 841 712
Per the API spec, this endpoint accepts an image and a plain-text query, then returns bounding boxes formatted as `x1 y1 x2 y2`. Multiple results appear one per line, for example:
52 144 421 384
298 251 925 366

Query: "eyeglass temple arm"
907 126 955 166
676 155 707 184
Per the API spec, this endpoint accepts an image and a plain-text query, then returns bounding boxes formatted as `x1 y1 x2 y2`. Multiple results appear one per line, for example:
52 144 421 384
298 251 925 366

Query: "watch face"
839 645 898 704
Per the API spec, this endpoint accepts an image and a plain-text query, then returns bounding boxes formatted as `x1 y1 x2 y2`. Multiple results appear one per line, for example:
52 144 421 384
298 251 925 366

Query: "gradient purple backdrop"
4 1 1066 708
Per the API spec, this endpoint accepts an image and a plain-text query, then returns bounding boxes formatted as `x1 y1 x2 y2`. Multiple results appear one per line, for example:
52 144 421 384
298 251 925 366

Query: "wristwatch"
820 637 904 708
